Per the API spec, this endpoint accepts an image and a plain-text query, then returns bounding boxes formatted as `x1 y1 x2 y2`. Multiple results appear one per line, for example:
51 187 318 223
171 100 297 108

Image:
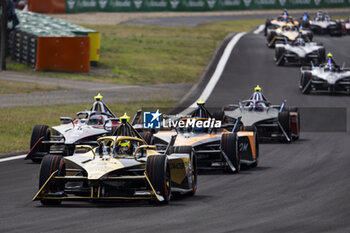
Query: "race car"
26 94 120 163
307 11 342 36
33 115 197 205
264 9 300 36
223 86 300 143
299 53 350 94
275 38 325 66
336 18 350 35
266 23 313 48
148 100 259 172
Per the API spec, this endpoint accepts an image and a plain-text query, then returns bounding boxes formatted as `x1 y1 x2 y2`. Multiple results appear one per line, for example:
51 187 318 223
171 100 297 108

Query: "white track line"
253 24 265 34
0 154 26 163
2 32 248 163
175 32 247 118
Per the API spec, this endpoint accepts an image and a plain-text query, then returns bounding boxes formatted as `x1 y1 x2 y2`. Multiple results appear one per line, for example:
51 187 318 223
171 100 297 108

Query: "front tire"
278 111 292 142
146 155 171 204
300 72 312 94
39 154 65 205
275 46 285 66
221 133 240 173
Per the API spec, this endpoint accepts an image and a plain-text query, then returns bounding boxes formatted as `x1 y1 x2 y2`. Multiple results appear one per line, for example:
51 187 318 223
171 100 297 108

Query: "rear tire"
141 132 154 145
146 155 171 204
318 48 325 64
30 125 51 163
221 133 240 173
289 107 300 140
39 154 65 205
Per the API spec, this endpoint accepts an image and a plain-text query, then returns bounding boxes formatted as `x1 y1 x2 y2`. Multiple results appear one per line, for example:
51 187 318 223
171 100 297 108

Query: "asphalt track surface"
1 34 350 233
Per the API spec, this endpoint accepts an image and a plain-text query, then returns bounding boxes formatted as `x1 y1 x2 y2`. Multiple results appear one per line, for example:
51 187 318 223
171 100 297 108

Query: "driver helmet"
88 115 104 125
252 87 263 101
296 38 305 46
302 13 308 21
325 53 336 71
116 140 132 154
193 120 205 133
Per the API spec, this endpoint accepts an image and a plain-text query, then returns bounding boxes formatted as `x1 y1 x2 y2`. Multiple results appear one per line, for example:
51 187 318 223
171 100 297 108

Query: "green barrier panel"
65 0 350 12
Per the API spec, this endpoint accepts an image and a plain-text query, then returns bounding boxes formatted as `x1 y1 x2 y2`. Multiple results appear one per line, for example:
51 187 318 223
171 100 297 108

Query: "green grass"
0 80 65 94
0 100 176 154
7 19 263 85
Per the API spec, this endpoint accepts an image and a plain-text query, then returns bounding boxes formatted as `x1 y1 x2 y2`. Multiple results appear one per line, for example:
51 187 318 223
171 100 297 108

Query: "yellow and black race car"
33 115 197 205
264 10 300 36
148 101 259 173
266 23 313 48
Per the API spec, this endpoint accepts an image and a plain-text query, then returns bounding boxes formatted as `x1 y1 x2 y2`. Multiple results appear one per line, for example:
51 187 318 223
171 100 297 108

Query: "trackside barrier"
36 37 90 73
28 0 350 13
8 10 101 71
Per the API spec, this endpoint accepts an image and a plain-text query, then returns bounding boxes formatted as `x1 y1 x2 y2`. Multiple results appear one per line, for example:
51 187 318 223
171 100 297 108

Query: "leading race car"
26 94 120 163
33 115 197 205
264 10 300 36
307 11 342 36
299 53 350 94
149 100 259 172
223 86 300 143
266 23 313 48
275 38 325 66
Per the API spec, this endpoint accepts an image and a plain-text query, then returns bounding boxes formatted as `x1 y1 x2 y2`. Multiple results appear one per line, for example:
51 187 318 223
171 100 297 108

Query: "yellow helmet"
94 93 103 101
327 53 333 58
254 85 262 92
118 140 130 148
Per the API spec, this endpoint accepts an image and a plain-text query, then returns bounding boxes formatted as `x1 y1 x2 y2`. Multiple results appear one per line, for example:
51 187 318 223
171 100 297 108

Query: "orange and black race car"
146 101 259 173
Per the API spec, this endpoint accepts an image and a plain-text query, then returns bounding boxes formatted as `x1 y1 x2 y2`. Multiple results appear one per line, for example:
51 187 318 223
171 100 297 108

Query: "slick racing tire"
173 146 197 196
146 155 171 204
212 110 226 124
242 126 259 167
221 133 240 173
264 20 271 36
278 111 292 143
39 154 65 205
289 107 300 140
300 72 312 94
266 30 276 48
317 47 326 63
141 132 154 145
30 125 51 163
275 46 285 66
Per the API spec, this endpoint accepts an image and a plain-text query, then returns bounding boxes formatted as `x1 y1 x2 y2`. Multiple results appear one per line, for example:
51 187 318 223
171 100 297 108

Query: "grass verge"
7 19 263 85
0 100 176 154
